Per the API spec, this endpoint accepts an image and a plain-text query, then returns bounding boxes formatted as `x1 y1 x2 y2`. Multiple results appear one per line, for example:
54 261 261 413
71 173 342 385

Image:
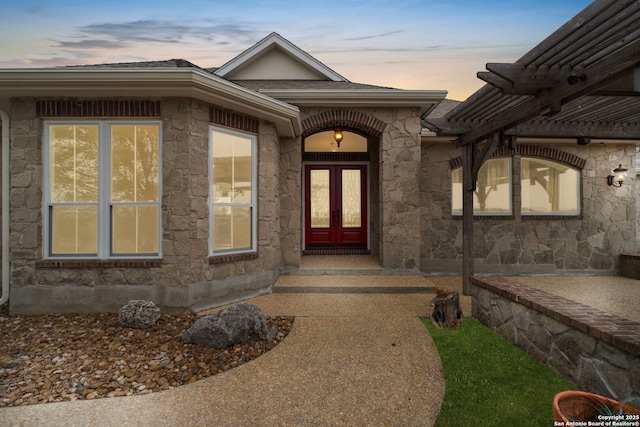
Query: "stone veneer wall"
278 133 302 268
420 141 636 275
379 107 422 269
471 277 640 408
282 106 422 270
8 97 281 314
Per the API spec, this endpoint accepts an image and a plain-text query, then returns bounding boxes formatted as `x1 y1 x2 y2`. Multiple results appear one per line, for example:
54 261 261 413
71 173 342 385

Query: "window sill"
522 214 582 220
209 252 258 264
36 259 162 269
452 215 515 220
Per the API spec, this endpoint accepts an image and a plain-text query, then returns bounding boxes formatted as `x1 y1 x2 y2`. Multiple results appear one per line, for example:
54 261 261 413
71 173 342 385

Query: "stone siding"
421 141 636 275
379 108 422 269
285 106 422 270
471 277 640 408
8 97 281 314
278 133 302 268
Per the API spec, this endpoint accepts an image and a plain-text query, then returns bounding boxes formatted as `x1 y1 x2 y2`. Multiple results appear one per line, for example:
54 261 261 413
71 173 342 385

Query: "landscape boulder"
182 303 270 348
118 300 161 329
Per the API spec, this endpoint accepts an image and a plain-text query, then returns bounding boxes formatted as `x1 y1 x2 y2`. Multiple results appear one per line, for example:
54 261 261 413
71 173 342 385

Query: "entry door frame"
302 161 370 250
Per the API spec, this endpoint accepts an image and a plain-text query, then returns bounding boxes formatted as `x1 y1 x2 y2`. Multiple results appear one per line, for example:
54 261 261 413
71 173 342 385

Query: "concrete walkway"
0 274 447 427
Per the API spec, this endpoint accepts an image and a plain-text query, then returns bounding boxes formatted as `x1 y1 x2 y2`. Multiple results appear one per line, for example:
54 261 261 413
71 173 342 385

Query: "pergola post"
462 142 474 295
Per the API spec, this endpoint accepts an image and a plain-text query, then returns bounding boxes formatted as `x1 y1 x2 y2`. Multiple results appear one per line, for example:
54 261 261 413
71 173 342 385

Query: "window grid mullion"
98 123 111 258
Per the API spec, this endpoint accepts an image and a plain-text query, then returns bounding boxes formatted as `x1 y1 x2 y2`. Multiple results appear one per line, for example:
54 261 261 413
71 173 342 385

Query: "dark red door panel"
304 165 367 248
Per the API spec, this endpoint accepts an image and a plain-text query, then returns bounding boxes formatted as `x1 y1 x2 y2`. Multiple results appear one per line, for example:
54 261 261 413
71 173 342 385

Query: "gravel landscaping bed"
0 304 293 407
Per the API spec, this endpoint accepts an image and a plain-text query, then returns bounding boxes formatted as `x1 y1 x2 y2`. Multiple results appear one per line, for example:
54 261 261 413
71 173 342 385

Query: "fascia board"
0 68 302 137
260 89 448 115
420 129 456 143
216 33 346 82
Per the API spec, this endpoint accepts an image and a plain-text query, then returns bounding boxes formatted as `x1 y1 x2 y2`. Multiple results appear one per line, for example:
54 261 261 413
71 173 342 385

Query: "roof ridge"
60 58 212 72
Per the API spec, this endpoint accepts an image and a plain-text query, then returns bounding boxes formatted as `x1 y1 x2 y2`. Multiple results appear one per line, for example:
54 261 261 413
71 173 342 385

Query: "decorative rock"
0 307 292 408
118 300 161 329
182 303 270 348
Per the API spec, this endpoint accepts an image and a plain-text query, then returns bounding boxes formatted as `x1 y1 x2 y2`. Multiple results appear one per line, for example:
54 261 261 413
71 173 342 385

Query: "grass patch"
424 318 574 427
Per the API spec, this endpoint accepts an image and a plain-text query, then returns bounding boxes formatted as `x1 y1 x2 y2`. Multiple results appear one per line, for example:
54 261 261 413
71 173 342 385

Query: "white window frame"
43 120 163 259
451 157 513 216
209 126 257 256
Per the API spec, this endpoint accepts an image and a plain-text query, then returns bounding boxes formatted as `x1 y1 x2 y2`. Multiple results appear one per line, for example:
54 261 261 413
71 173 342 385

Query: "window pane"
212 131 252 204
521 158 579 214
112 125 159 203
304 131 368 152
51 206 97 254
213 207 231 251
213 131 233 203
112 205 159 254
310 170 330 228
213 206 251 251
231 206 251 249
342 169 361 227
452 158 511 214
50 125 99 203
232 136 252 203
211 128 255 254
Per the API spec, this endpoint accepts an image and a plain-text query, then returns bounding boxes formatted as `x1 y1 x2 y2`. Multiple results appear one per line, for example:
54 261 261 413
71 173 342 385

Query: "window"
304 130 367 152
452 158 512 215
521 158 580 215
45 122 161 258
210 127 256 255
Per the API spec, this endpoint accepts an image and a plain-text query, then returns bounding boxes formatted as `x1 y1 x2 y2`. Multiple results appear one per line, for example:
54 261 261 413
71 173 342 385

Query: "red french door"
304 165 367 248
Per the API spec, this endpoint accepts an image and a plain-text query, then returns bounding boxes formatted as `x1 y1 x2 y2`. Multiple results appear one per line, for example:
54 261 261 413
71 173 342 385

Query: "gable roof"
215 32 347 81
0 34 449 132
217 34 447 117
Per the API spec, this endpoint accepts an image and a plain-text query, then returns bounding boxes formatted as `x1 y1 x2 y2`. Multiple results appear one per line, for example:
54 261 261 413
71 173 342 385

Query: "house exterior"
0 32 636 314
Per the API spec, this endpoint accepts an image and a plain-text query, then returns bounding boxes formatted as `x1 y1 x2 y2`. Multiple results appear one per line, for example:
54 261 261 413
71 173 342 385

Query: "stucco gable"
215 32 347 82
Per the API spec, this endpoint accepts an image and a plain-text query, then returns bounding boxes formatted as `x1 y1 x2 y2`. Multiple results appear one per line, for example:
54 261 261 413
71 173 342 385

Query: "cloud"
343 30 404 41
54 39 127 49
69 19 262 46
312 42 529 56
25 5 45 15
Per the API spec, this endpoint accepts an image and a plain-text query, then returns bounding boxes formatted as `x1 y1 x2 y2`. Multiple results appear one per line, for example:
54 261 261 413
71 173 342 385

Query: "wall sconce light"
333 128 344 148
607 164 628 187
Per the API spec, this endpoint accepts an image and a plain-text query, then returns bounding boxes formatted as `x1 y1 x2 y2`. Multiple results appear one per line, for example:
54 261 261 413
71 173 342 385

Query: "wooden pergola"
425 0 640 294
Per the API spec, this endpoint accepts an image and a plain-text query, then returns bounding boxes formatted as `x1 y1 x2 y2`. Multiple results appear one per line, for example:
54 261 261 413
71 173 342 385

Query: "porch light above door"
607 164 628 187
333 128 344 148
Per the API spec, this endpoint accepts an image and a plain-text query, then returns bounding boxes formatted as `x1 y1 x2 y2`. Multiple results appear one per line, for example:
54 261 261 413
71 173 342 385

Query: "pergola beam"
508 122 640 139
478 63 561 95
455 37 640 147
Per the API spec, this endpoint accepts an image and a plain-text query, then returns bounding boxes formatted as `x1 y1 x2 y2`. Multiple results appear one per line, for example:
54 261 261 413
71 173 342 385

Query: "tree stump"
430 287 462 329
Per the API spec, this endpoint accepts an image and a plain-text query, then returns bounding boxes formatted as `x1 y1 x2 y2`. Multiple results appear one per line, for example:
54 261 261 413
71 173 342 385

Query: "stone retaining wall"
471 276 640 408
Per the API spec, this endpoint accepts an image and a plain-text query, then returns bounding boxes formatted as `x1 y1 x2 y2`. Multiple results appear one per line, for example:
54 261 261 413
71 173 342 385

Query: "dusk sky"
0 0 592 100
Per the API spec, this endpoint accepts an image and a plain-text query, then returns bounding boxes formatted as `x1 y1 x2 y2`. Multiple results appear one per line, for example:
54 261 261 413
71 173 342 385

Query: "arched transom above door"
301 110 387 138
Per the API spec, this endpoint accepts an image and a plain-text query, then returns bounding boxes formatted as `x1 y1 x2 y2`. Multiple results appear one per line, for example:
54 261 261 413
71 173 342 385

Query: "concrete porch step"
273 286 435 294
273 274 435 294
